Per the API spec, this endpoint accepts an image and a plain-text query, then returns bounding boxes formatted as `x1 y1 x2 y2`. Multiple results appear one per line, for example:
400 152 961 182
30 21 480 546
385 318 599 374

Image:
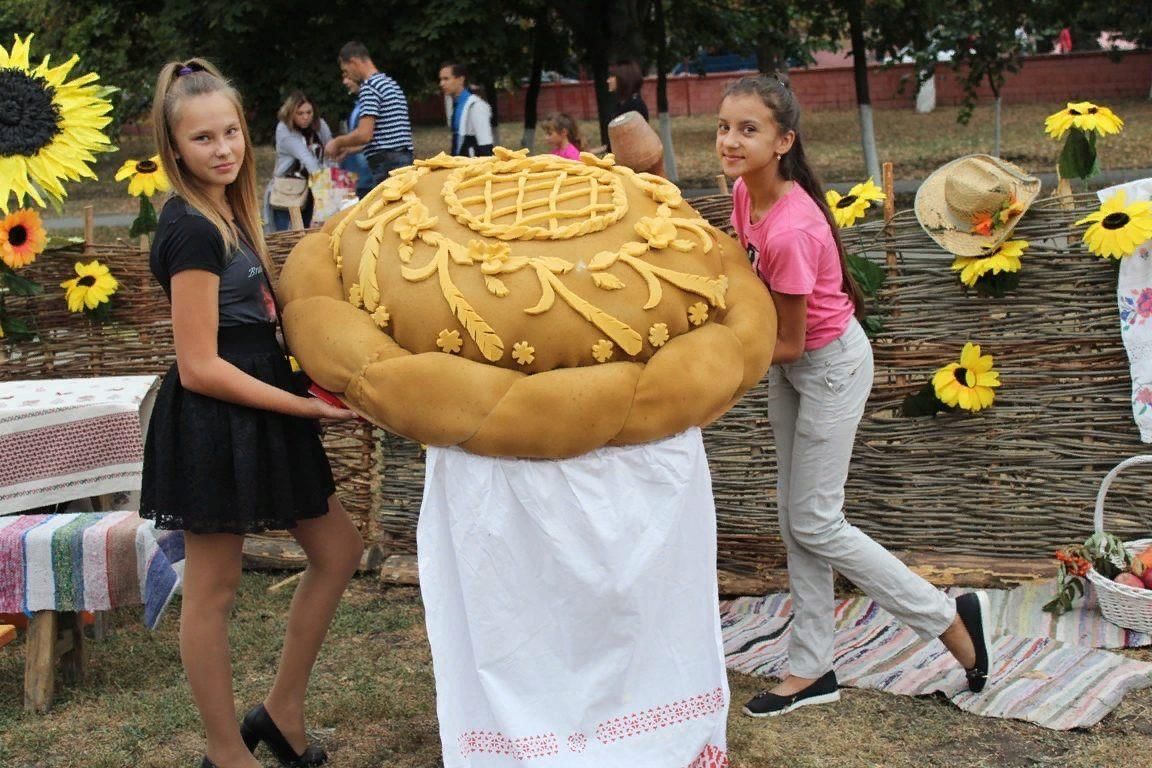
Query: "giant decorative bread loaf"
280 148 776 458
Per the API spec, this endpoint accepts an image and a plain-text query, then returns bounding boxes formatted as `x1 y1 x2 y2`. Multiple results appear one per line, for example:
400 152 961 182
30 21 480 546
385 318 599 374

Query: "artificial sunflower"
115 156 170 197
0 34 116 213
60 260 118 313
0 208 47 269
952 239 1027 287
1044 101 1124 140
1076 190 1152 260
932 342 1000 412
826 178 885 229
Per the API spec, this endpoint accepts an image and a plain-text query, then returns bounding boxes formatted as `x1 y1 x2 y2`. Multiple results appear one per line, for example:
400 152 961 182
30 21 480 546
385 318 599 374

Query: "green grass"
1 573 1149 767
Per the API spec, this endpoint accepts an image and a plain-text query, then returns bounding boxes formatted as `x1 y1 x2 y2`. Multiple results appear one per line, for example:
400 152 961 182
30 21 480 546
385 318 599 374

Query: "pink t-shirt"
730 177 854 351
553 143 581 160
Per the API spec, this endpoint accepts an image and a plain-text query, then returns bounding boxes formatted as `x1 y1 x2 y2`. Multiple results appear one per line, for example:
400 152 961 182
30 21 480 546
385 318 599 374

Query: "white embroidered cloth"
418 428 730 768
1102 179 1152 441
0 376 160 514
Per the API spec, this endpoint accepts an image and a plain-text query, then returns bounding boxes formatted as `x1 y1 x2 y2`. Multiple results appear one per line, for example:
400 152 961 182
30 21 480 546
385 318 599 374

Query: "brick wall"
410 49 1151 124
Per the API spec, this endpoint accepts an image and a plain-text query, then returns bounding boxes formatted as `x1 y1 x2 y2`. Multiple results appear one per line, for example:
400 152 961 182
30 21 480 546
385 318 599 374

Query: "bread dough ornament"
280 148 776 458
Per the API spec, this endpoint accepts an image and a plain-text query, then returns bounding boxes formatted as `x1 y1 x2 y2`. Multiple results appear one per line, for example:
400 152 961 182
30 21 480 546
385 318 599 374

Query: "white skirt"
418 428 730 768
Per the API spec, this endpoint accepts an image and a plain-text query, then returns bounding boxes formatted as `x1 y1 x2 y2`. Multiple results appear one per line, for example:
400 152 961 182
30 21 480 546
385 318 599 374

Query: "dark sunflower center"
78 275 97 287
136 160 158 174
0 68 62 157
8 224 27 247
1088 107 1098 115
1069 109 1082 116
1101 212 1130 230
836 194 858 209
953 367 969 386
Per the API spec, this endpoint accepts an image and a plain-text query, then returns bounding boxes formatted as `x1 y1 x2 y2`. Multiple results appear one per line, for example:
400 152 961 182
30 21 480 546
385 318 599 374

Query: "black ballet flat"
240 703 328 767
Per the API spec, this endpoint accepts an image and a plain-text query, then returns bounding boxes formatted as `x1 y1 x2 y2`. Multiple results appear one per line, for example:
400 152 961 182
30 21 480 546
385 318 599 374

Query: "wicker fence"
4 194 1150 577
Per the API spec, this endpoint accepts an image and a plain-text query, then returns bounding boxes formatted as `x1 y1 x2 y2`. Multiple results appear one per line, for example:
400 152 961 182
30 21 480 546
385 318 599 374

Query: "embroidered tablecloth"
0 376 160 515
418 428 730 768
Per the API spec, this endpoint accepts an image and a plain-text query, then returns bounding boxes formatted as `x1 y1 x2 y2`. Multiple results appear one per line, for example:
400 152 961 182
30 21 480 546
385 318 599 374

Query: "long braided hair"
721 74 865 318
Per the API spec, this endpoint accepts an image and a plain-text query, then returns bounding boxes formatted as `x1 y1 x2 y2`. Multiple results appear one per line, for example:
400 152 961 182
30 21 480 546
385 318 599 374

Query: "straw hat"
914 155 1041 257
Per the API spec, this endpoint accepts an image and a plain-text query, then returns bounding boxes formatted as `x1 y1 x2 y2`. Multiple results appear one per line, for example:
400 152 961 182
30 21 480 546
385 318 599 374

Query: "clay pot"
608 111 664 176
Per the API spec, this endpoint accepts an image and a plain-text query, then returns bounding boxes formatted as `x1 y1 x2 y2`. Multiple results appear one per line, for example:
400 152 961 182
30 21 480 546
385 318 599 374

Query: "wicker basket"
1084 455 1152 633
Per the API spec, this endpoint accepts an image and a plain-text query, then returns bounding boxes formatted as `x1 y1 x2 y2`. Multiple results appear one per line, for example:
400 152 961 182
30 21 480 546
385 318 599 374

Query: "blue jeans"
366 149 414 185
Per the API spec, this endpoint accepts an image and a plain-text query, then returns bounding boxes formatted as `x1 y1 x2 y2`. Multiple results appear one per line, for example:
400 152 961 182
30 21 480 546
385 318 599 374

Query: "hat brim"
914 155 1041 258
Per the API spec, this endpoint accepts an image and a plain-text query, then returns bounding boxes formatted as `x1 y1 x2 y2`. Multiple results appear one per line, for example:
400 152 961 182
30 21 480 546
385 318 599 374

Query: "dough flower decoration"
436 329 463 354
60 259 118 321
370 306 390 329
512 341 535 365
1045 101 1123 182
688 302 709 326
951 239 1027 297
591 339 614 363
116 155 170 237
1076 190 1152 260
902 342 1001 416
826 178 885 229
648 323 670 348
0 34 116 214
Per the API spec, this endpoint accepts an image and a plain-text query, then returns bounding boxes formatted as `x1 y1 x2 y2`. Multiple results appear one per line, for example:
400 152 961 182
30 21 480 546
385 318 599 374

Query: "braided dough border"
280 209 776 459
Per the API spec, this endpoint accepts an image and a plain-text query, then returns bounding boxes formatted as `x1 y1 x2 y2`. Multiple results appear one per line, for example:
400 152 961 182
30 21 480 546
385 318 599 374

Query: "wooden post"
82 205 95 255
138 234 150 253
289 206 305 231
24 610 58 712
59 612 87 685
715 174 729 196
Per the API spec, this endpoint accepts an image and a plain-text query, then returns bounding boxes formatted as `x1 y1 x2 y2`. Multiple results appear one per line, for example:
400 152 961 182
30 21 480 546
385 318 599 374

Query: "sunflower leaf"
1 269 43 297
901 381 954 418
846 252 885 297
0 315 37 341
973 270 1020 298
1058 129 1099 180
129 196 158 238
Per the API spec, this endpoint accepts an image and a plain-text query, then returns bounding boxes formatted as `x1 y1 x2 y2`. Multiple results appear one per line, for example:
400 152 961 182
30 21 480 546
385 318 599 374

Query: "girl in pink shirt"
718 74 991 719
541 112 582 160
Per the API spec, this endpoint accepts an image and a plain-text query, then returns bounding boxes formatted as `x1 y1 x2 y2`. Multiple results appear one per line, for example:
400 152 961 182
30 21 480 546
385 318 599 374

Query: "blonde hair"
277 90 320 134
152 59 270 276
541 112 583 151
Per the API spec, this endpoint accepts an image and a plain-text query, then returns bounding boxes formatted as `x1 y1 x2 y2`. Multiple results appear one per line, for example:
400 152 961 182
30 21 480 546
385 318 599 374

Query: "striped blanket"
0 511 184 630
721 586 1152 731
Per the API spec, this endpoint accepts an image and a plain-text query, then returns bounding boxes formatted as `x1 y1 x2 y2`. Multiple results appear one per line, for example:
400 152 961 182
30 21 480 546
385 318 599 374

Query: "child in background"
542 112 582 160
717 73 992 718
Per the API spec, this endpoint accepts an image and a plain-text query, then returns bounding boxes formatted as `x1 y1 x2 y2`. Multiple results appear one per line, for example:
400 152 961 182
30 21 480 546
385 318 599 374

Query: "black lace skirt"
140 323 335 534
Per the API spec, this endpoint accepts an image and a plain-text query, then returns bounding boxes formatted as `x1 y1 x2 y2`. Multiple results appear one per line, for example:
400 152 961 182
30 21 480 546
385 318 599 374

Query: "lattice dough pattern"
280 148 777 457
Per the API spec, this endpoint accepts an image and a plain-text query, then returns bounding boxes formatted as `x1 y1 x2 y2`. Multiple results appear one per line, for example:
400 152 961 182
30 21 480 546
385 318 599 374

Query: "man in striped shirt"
326 41 414 195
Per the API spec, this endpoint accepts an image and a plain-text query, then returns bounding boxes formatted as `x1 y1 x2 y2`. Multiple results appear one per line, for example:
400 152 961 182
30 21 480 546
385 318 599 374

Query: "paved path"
42 167 1152 230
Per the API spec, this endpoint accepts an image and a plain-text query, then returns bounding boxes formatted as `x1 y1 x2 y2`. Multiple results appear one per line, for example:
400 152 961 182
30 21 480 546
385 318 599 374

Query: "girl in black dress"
141 59 363 768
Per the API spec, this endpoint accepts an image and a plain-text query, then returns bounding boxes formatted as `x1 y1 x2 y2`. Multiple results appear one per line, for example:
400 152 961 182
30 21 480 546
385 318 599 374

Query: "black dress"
140 198 335 534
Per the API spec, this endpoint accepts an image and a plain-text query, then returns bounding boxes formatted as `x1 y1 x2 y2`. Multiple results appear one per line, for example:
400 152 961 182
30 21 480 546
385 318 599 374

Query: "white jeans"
768 318 956 679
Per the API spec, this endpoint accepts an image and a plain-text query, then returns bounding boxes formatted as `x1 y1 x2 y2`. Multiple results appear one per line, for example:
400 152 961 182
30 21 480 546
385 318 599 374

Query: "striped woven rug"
721 584 1152 730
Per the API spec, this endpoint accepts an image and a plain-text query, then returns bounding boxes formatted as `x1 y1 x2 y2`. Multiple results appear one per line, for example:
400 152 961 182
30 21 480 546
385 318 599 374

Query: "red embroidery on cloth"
686 745 729 768
567 733 587 753
594 687 726 744
457 730 559 760
0 413 143 486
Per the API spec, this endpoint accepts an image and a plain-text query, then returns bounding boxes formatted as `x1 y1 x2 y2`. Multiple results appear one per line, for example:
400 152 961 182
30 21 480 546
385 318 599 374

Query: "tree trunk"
989 72 1002 158
521 14 547 150
848 0 881 182
588 10 613 146
654 0 677 180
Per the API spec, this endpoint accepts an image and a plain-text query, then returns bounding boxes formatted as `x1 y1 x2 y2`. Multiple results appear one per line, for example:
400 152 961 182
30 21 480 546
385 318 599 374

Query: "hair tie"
177 65 195 77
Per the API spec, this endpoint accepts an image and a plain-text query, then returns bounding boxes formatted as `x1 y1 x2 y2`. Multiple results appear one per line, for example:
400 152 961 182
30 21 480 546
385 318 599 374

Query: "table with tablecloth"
418 428 731 768
0 375 159 515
